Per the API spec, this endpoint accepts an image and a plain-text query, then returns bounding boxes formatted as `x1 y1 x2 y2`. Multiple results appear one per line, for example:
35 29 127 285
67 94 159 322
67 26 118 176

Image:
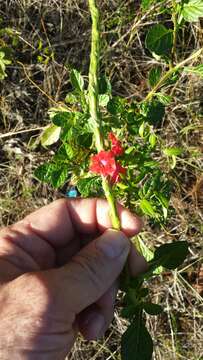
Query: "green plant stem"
171 0 178 64
144 48 203 102
88 0 121 230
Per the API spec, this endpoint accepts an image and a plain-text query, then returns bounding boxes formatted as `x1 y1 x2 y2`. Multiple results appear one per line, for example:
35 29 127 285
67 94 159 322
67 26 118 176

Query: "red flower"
111 162 126 184
90 150 126 184
108 132 124 156
90 150 116 177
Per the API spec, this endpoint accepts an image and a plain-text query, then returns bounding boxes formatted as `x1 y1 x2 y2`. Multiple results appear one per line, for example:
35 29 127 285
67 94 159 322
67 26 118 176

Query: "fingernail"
96 230 129 259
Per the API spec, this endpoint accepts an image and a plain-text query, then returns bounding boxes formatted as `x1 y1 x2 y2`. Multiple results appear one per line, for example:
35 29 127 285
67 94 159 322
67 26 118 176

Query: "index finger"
22 198 143 248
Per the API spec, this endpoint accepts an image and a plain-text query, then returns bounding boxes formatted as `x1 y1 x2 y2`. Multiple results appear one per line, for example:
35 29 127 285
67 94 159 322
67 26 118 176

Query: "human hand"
0 198 147 359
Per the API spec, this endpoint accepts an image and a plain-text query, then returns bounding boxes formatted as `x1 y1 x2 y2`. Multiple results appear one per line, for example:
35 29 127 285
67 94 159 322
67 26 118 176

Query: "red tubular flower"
90 149 126 184
108 132 124 156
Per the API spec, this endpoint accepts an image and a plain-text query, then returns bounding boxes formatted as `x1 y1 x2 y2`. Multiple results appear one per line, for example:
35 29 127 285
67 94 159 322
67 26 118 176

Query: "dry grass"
0 1 202 359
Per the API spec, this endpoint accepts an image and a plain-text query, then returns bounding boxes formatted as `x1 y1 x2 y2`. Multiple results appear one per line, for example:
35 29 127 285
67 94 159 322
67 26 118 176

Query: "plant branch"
171 0 178 64
144 48 203 102
88 0 121 230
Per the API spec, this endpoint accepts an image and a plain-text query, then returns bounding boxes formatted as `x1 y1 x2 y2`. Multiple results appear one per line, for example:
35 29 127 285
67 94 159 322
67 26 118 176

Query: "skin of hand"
0 198 147 360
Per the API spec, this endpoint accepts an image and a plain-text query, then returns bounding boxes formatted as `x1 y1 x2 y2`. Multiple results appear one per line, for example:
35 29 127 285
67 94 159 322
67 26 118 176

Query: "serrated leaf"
70 69 84 92
143 303 163 315
140 199 157 217
65 92 78 104
181 0 203 22
50 165 68 188
34 162 68 188
52 111 74 127
99 94 110 107
152 241 189 270
163 147 183 156
98 75 112 94
107 96 126 115
77 176 102 197
34 163 54 183
64 143 75 159
141 100 165 126
156 93 172 105
40 125 61 147
145 24 173 57
121 319 153 360
184 64 203 78
148 66 162 87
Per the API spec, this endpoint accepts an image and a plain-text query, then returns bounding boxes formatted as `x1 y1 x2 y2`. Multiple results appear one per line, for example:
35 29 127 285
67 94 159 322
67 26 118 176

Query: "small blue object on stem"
66 186 79 198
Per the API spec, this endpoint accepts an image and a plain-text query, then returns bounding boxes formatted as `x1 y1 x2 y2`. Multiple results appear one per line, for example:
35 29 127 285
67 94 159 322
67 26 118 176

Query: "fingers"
20 198 142 249
128 242 148 277
57 229 130 314
77 283 118 340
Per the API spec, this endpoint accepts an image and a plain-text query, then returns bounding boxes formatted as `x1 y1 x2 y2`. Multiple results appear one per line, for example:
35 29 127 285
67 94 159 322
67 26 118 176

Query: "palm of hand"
0 199 145 359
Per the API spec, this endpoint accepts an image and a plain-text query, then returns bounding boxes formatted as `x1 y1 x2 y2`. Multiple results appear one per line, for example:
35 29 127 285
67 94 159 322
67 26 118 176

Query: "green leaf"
139 122 145 138
121 305 138 319
98 75 112 94
184 64 203 78
65 92 78 104
34 163 54 183
140 199 157 217
156 93 172 105
163 147 183 156
145 24 173 57
121 319 153 360
52 112 74 127
141 0 154 10
34 163 68 188
77 176 102 197
152 241 189 270
40 125 61 147
0 50 11 80
143 303 163 315
50 166 68 188
181 0 203 22
99 94 110 107
149 133 157 148
107 96 126 115
64 143 75 159
141 100 165 126
70 69 84 92
148 66 162 87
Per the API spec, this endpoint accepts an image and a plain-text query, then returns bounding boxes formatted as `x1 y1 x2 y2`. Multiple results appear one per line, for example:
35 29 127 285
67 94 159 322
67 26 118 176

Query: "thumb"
58 229 130 314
